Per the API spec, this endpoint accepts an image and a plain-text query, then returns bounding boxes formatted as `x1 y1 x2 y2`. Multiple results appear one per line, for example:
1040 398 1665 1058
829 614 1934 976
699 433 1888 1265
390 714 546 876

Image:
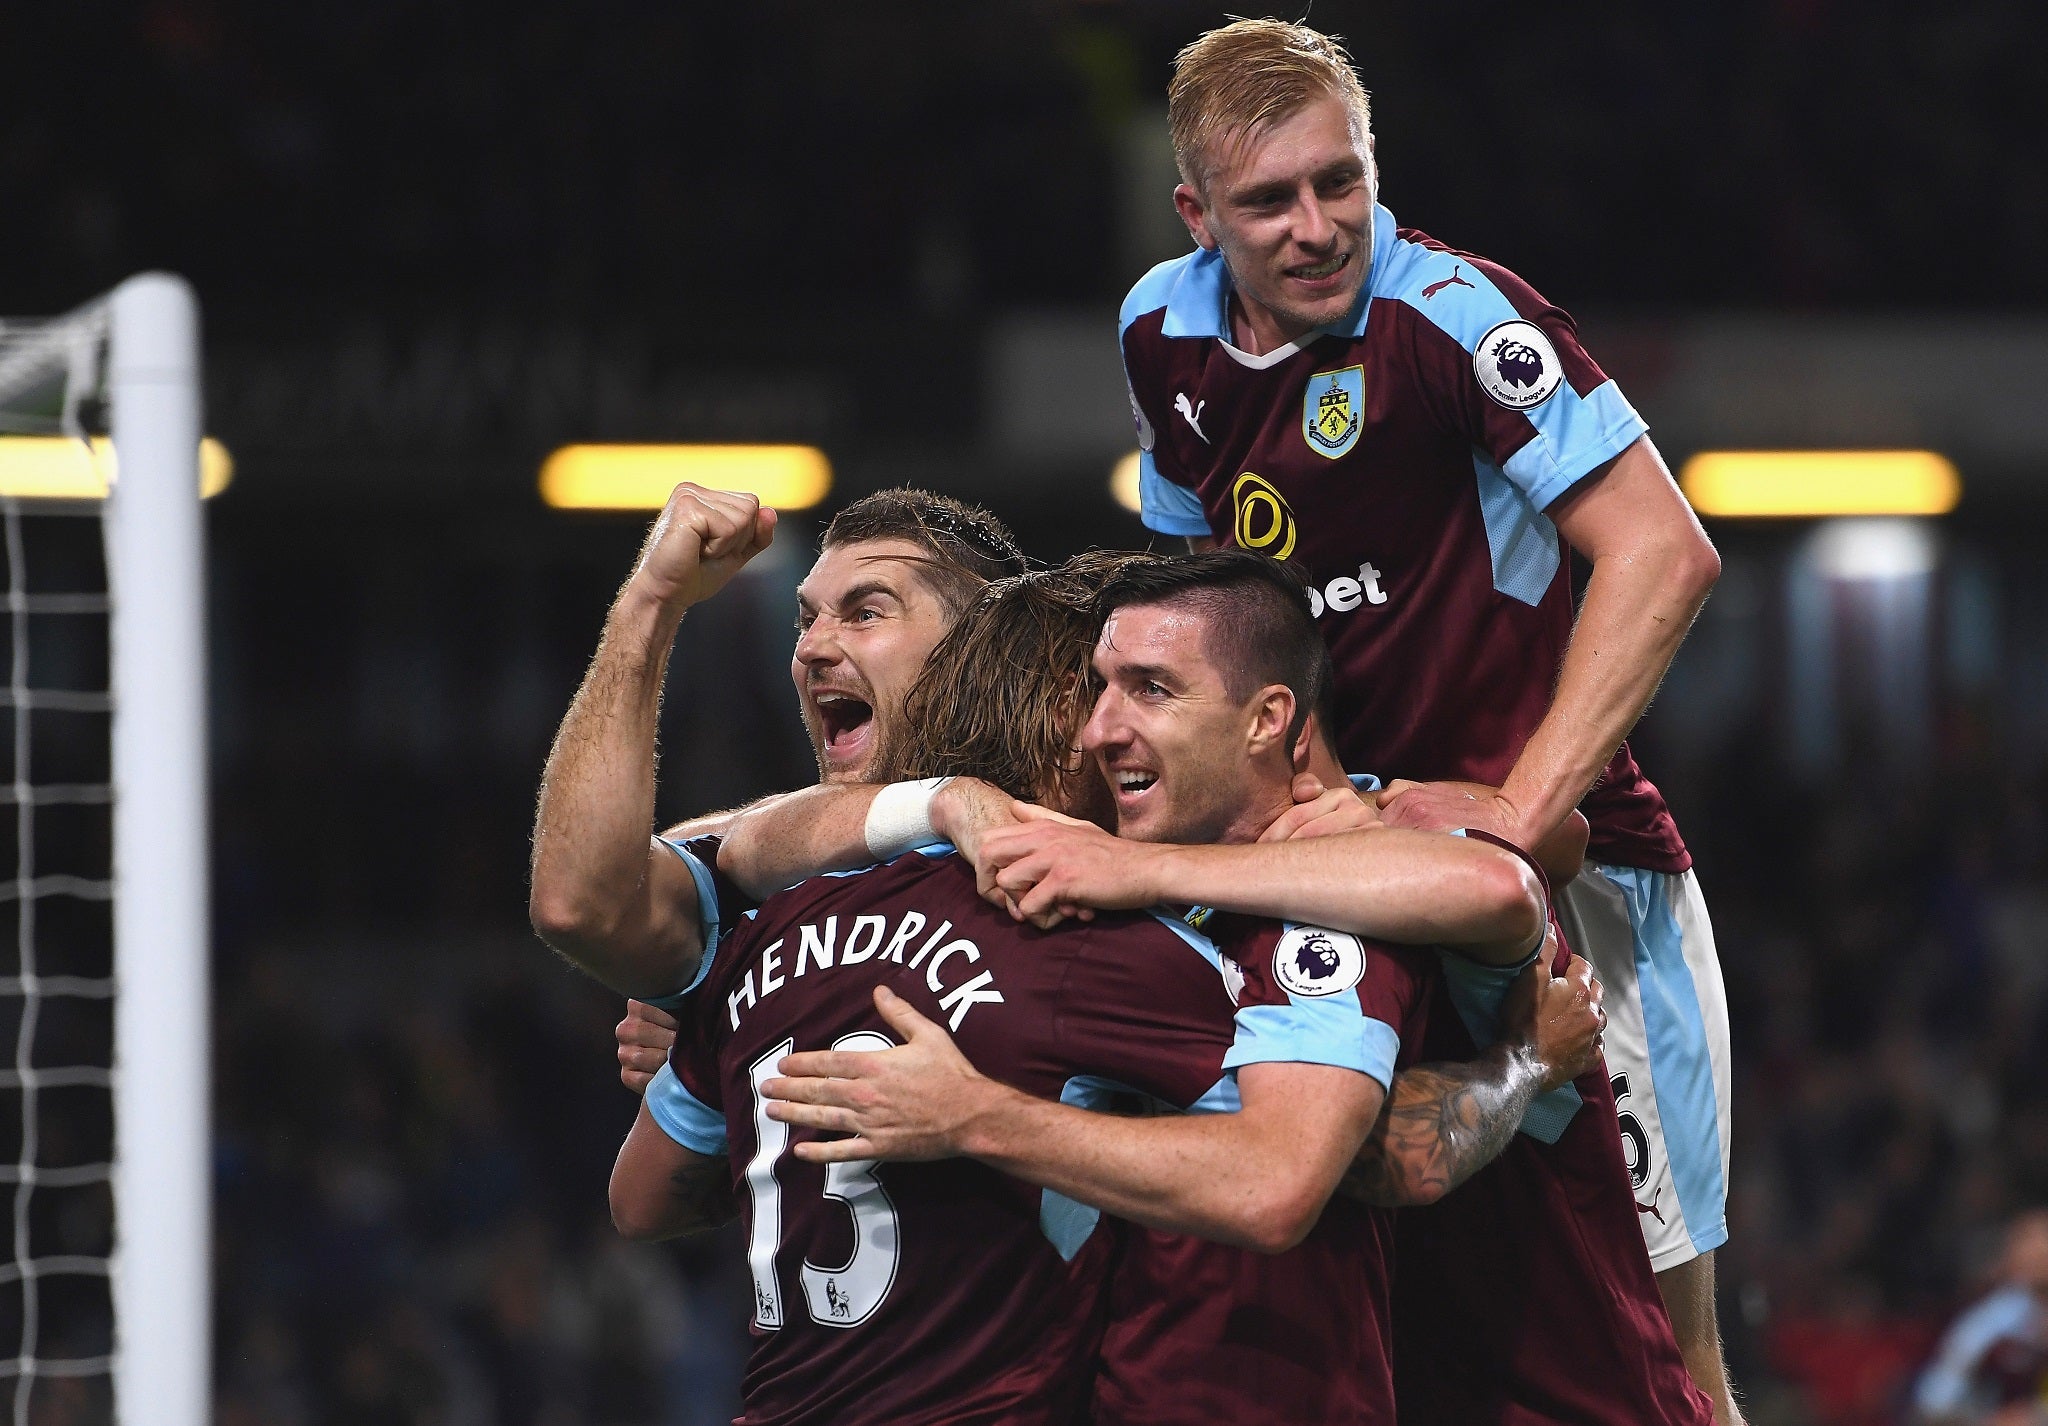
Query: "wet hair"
1168 18 1374 192
820 489 1028 617
890 551 1164 803
1097 549 1327 753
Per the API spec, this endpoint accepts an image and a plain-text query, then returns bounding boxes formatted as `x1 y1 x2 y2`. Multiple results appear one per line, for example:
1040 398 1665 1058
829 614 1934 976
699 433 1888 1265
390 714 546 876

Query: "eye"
851 605 883 624
1143 680 1170 699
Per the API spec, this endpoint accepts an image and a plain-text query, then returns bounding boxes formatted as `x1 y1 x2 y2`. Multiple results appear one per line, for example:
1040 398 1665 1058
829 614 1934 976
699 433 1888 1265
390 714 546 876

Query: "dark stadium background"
10 4 2048 1423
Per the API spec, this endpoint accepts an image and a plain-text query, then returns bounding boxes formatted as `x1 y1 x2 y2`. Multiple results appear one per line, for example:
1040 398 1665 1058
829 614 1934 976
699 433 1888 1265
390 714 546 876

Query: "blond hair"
1168 18 1372 191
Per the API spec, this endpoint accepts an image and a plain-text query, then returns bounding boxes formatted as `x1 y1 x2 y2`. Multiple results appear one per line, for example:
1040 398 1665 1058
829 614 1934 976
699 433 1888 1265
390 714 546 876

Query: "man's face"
1080 601 1286 846
1176 91 1375 345
792 539 956 784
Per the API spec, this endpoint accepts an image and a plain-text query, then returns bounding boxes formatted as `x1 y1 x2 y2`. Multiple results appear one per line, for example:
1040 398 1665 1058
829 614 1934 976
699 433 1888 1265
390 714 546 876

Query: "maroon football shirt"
1121 206 1687 872
1092 916 1436 1426
652 850 1394 1426
1390 939 1714 1426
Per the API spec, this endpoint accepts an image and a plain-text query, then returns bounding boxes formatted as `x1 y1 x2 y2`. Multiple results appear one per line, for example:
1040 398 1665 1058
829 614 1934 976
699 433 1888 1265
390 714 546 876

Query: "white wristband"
864 777 952 860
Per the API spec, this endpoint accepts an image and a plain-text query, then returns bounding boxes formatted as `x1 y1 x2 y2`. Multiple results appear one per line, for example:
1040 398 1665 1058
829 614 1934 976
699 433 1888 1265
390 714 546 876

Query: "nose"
1080 685 1122 754
793 615 840 669
1295 189 1336 251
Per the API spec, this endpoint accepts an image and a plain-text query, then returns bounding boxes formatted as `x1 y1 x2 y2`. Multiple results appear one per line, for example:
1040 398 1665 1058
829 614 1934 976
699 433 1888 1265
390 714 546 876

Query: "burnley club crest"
1303 366 1364 459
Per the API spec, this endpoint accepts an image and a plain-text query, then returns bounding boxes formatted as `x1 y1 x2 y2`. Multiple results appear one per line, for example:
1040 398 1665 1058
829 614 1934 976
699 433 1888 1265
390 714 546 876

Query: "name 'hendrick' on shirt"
725 908 1007 1032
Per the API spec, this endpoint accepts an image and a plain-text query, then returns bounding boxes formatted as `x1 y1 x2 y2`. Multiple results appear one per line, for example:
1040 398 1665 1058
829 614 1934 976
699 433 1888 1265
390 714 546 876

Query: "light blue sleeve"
1224 1000 1398 1090
644 1062 729 1156
1138 451 1210 537
1386 238 1646 511
643 837 724 1008
1144 911 1395 1087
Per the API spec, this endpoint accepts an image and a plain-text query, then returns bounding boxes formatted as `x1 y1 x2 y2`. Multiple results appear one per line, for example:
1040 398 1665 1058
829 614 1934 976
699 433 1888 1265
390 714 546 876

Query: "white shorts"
1554 861 1732 1272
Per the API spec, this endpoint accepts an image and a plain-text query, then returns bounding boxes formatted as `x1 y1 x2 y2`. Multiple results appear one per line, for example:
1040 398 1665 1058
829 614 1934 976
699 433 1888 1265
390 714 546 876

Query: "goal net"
0 277 208 1426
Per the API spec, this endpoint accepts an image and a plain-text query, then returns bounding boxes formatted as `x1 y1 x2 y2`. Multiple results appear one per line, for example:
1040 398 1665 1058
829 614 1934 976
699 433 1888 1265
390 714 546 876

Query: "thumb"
1011 801 1069 824
873 983 943 1040
1290 772 1326 804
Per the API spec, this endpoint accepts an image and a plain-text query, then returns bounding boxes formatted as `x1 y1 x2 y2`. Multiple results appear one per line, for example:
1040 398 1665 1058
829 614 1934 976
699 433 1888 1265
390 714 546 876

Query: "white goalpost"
0 274 209 1426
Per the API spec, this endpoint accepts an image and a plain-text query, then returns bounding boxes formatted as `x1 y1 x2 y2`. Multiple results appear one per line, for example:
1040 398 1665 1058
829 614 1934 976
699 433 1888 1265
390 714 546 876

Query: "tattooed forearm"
1340 1045 1542 1208
668 1155 740 1233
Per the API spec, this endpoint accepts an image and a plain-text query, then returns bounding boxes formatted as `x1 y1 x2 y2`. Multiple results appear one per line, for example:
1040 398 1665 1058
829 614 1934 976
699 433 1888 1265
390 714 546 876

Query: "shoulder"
1120 248 1229 341
1064 908 1242 1004
1370 222 1563 361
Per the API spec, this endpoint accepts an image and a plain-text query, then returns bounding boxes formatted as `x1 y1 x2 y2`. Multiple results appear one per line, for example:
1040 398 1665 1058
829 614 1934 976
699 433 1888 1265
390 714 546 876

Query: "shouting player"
609 553 1603 1424
761 553 1654 1426
529 483 1025 1001
1115 19 1737 1420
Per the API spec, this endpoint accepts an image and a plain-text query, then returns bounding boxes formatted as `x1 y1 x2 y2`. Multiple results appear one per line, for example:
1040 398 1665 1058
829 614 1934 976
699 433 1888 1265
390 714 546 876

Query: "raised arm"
528 483 776 998
764 988 1380 1254
978 815 1546 966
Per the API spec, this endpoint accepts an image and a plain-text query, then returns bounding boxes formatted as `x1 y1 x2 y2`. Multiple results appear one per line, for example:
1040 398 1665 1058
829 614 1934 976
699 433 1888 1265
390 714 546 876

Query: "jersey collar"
1159 203 1399 347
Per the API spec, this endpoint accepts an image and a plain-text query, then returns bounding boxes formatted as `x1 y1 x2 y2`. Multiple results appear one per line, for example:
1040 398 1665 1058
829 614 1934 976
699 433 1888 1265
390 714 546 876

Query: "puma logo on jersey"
1174 392 1209 443
1636 1192 1665 1226
1422 265 1475 300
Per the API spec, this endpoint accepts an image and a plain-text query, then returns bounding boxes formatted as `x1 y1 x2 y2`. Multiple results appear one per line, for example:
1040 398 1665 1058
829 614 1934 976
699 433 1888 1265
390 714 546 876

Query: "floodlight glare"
1110 450 1143 513
539 444 832 511
0 436 232 500
1679 450 1959 518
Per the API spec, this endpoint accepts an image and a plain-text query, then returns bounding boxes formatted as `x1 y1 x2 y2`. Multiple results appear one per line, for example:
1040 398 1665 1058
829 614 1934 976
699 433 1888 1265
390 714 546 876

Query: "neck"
1228 289 1315 357
1219 780 1299 847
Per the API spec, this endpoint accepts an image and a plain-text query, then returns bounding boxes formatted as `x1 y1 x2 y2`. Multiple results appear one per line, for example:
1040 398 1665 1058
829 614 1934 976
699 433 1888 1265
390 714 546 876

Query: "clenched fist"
628 483 778 616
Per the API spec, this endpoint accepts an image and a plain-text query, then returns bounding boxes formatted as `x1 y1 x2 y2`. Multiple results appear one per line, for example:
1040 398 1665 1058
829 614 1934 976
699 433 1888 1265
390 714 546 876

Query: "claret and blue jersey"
640 837 1416 1426
1120 203 1688 873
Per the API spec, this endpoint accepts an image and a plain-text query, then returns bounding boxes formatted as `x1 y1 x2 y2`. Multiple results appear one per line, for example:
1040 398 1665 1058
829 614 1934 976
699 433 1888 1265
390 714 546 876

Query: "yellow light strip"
0 437 233 500
1110 451 1143 513
1679 450 1959 518
539 444 832 511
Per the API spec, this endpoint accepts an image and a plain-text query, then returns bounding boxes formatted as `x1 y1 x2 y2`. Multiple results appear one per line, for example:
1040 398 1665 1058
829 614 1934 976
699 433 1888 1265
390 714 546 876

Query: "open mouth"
1289 251 1351 284
1112 768 1159 798
814 691 875 760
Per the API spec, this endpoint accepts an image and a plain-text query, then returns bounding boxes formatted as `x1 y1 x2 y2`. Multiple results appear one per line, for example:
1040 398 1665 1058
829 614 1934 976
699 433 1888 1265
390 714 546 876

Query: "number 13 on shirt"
745 1034 902 1330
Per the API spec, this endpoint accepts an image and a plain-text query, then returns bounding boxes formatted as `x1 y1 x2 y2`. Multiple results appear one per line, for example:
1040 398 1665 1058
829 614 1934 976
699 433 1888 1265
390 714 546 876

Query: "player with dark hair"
605 549 1604 1424
770 548 1712 1426
756 550 1632 1424
1116 16 1738 1420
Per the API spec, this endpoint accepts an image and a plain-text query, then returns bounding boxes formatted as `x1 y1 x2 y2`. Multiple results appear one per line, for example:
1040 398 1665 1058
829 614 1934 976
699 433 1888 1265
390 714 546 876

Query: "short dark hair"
1098 550 1326 752
820 489 1028 616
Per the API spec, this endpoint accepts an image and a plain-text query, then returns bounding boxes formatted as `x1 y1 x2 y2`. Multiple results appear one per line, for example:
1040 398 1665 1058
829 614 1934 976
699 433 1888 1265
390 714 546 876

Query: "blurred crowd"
211 939 752 1426
1658 718 2048 1425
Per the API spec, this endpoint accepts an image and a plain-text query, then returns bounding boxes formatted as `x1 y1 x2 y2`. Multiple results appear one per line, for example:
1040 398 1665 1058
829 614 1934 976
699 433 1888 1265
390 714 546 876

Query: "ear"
1173 183 1218 252
1244 685 1297 760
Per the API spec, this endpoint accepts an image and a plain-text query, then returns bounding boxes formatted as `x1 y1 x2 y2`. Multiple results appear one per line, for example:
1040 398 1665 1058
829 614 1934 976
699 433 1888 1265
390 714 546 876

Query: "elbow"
1486 857 1547 952
528 882 609 955
608 1178 674 1243
1241 1182 1326 1255
1400 1173 1453 1209
1676 528 1722 603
